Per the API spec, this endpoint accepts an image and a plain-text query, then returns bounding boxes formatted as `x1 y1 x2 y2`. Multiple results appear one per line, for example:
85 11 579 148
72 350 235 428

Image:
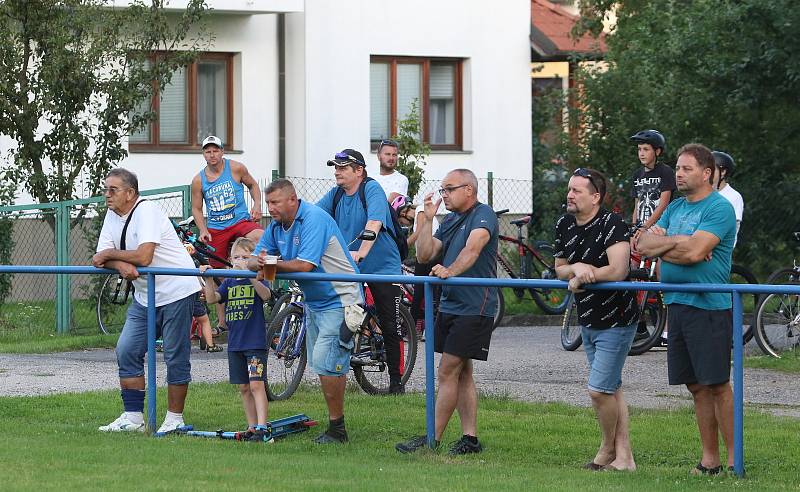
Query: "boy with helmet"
629 130 676 235
712 151 743 246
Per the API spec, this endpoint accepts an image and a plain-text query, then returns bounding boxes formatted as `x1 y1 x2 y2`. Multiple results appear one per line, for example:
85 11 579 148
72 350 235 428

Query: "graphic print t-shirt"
553 209 639 329
631 163 676 224
217 278 269 351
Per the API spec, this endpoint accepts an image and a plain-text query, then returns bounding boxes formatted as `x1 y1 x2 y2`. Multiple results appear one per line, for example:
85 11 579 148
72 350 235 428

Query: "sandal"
206 344 224 353
582 462 604 471
211 326 226 337
691 462 722 476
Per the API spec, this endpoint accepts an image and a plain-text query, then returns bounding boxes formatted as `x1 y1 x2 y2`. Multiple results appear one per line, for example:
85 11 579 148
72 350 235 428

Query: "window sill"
369 149 472 155
128 148 243 155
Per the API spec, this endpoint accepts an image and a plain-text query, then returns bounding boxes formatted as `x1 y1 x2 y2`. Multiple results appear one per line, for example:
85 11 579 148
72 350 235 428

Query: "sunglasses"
334 152 365 166
378 139 398 150
573 168 600 196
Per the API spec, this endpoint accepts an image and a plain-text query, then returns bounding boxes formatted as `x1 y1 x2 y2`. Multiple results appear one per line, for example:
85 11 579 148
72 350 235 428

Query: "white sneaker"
99 413 145 433
155 419 186 436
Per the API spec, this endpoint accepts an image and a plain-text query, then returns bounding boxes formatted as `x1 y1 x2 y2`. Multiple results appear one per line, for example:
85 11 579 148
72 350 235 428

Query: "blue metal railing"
2 264 800 478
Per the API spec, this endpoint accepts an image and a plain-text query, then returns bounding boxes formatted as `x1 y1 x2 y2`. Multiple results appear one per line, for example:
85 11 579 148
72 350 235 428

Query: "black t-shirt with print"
554 208 639 329
630 163 676 224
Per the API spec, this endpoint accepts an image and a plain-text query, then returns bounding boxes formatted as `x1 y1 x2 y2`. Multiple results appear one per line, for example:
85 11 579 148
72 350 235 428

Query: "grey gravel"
1 325 797 418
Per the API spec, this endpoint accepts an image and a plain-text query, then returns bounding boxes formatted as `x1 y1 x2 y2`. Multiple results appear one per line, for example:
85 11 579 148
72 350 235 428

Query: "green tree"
0 0 208 211
392 99 430 200
563 0 800 275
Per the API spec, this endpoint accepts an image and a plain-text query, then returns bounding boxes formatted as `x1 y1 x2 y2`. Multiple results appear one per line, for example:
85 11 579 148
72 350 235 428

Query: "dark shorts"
207 220 263 268
434 312 493 361
192 293 207 317
667 304 732 386
228 350 268 384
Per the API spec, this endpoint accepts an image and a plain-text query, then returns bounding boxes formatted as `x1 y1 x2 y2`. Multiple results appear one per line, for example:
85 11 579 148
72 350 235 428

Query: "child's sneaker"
98 413 145 433
245 429 275 443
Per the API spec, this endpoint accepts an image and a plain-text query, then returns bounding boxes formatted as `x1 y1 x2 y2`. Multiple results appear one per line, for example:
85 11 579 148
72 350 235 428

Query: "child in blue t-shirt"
201 237 272 442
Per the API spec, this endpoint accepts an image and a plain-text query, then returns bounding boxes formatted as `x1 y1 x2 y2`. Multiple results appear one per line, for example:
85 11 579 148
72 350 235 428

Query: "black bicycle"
754 232 800 357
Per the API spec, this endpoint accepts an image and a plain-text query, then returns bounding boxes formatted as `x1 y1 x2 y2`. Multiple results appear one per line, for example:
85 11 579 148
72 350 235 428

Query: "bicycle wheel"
492 288 505 331
755 292 800 358
628 291 667 356
730 264 758 343
264 304 307 401
96 274 130 334
560 296 582 351
527 243 571 314
266 292 293 324
353 304 418 395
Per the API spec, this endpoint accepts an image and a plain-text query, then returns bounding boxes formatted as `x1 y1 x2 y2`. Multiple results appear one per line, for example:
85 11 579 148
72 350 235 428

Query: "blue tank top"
199 159 250 230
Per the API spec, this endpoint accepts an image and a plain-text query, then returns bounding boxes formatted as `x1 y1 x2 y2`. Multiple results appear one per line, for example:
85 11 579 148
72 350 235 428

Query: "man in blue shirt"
396 169 498 456
249 179 362 444
317 148 405 394
638 143 737 475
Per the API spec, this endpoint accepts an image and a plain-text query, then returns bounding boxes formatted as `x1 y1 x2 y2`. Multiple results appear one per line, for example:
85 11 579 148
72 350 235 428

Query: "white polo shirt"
96 199 200 307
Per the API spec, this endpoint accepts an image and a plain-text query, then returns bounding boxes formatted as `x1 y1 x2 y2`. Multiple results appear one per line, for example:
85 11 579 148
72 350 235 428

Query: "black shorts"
192 293 207 318
434 312 493 361
228 350 268 384
667 304 732 386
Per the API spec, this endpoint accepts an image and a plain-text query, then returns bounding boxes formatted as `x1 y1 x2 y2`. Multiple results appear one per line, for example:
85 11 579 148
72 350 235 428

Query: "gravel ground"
1 325 797 418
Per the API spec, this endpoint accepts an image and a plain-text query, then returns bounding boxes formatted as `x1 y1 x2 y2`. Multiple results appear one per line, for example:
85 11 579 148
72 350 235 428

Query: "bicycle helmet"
629 129 666 153
712 151 735 178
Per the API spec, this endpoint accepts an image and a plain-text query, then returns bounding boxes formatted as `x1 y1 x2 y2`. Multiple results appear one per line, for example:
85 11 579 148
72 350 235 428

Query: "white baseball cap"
201 135 223 149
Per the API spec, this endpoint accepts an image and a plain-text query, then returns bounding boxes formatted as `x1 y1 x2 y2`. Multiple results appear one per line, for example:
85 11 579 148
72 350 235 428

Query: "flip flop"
691 462 722 475
600 464 635 472
582 462 604 471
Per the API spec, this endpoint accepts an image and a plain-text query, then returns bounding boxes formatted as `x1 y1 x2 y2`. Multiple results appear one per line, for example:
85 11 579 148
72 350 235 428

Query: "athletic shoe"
98 413 145 433
245 429 275 443
388 381 405 395
156 418 186 435
448 435 482 455
314 430 348 444
396 435 437 454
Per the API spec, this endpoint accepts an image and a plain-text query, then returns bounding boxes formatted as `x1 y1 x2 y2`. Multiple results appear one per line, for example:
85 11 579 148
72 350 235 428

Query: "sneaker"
206 344 223 353
155 418 186 436
314 430 348 444
396 435 436 454
98 413 145 433
658 336 669 347
245 429 275 443
388 381 405 395
448 435 482 455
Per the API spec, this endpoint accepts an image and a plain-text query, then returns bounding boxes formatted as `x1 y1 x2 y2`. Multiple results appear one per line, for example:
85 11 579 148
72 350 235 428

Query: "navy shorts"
228 350 268 384
192 293 207 318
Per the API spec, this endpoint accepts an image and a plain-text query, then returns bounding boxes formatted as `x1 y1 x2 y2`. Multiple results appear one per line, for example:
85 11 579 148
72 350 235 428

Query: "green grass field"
1 384 798 490
744 349 800 373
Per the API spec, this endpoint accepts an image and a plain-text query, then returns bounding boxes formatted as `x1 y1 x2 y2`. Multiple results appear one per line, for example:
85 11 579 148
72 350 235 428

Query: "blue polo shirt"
254 200 362 311
317 180 401 275
656 191 736 310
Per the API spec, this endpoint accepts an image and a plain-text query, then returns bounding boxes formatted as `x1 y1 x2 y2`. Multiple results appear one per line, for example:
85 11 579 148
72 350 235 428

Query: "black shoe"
396 435 437 454
245 429 274 443
448 435 482 455
314 430 348 444
388 381 405 395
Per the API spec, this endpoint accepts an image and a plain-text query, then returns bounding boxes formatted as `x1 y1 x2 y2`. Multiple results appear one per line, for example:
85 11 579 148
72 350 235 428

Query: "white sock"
661 332 669 339
165 410 183 423
124 412 144 425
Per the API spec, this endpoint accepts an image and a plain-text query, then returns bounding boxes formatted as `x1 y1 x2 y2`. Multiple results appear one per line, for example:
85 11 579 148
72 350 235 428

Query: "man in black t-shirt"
554 168 639 472
629 129 675 232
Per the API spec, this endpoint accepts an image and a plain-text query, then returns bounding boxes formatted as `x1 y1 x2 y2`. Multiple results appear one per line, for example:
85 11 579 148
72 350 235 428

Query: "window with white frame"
370 56 463 150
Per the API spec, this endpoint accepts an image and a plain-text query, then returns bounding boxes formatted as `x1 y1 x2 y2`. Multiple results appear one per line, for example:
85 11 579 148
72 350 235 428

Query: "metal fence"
0 186 191 334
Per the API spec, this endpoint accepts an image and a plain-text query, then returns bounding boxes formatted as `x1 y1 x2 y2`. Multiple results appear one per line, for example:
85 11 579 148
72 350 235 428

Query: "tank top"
199 159 250 230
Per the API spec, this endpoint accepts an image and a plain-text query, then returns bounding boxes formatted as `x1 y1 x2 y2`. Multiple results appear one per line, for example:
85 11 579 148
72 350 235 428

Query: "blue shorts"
192 293 208 318
305 307 351 377
116 294 194 385
228 350 268 384
581 324 636 394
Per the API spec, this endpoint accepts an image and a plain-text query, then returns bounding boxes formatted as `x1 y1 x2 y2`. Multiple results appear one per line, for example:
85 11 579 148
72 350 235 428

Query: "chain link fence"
0 186 190 336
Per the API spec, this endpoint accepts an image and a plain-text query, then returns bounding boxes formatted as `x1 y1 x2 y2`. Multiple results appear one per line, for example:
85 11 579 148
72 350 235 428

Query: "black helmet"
630 129 666 152
712 151 735 178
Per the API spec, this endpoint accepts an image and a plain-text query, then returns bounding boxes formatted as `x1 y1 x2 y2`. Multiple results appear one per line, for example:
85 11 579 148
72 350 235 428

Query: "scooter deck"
159 413 317 440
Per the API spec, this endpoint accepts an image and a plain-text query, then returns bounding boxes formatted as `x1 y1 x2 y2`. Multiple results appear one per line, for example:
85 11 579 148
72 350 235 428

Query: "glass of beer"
262 254 278 282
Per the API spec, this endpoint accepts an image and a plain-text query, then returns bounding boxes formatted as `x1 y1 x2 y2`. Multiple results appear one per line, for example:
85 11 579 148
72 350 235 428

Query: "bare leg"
239 384 257 428
606 389 636 470
198 315 214 347
455 359 478 436
120 376 145 390
711 382 734 467
688 383 722 468
589 389 618 466
249 380 269 426
319 375 346 420
435 354 466 440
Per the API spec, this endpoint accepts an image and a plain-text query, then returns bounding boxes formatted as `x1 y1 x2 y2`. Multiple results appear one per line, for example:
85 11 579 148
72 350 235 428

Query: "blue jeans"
581 324 636 394
116 294 194 385
305 307 351 377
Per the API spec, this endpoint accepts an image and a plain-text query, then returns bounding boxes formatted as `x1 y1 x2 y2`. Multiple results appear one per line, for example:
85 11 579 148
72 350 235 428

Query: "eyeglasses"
438 184 469 196
334 152 365 166
572 168 600 195
103 186 130 195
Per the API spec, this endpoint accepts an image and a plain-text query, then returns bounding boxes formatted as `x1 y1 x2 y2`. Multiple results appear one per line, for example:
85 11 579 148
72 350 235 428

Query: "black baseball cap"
326 149 366 167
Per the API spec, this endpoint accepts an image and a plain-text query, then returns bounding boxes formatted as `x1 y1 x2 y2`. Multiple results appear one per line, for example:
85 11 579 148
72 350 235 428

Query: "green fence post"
181 184 192 220
271 169 279 182
487 171 494 208
55 202 71 333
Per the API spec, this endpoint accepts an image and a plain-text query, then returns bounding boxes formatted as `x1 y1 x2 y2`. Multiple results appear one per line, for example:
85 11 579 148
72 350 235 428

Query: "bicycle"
264 285 418 400
494 209 570 315
754 232 800 357
96 217 232 334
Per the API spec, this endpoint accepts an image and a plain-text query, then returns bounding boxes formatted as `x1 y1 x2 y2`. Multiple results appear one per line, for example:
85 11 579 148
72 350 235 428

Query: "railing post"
424 281 436 448
55 203 71 333
487 171 494 208
147 273 157 432
732 291 745 477
181 184 192 220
